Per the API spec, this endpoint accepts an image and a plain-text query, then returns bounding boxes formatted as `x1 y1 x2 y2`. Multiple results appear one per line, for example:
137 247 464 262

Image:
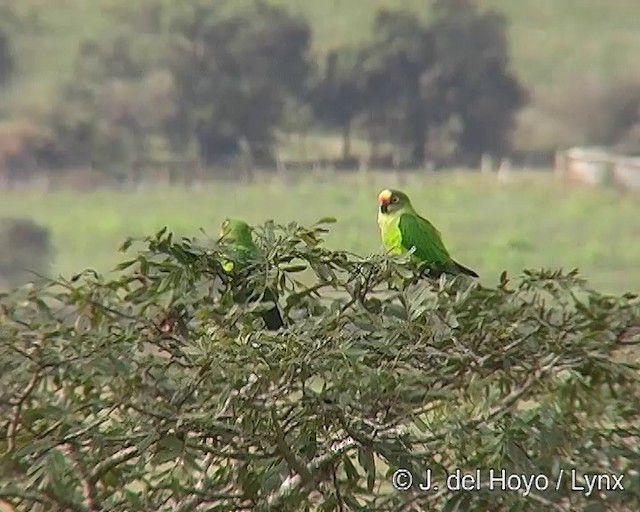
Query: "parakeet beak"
378 191 391 214
218 219 232 241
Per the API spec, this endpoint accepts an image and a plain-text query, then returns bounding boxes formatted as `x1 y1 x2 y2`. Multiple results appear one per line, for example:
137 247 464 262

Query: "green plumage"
377 189 478 278
219 218 285 330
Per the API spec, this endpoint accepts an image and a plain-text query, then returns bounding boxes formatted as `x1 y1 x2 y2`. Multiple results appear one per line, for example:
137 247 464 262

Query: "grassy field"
0 170 638 294
6 0 640 110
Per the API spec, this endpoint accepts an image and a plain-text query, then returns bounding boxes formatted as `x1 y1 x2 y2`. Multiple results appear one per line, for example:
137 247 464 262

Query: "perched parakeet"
219 218 284 330
377 189 478 278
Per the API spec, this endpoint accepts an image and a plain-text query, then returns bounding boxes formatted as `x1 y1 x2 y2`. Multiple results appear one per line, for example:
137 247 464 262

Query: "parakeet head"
219 218 252 243
377 189 412 215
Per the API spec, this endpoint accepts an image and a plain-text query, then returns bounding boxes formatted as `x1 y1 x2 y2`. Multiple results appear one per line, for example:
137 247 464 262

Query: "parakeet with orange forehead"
377 189 478 278
219 218 284 330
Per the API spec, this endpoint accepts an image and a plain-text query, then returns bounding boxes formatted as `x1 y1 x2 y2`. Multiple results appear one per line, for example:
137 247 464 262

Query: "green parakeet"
377 189 478 278
219 218 284 330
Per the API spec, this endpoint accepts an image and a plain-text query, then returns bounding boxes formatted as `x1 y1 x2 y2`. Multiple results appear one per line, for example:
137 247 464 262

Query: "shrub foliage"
1 220 639 511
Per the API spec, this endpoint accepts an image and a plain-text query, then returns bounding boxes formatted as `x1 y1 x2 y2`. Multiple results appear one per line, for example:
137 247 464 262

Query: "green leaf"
119 237 133 253
342 494 365 510
115 259 137 271
15 439 57 458
342 455 360 482
282 263 307 273
155 226 168 240
441 492 472 512
357 446 376 492
315 217 337 225
151 435 184 465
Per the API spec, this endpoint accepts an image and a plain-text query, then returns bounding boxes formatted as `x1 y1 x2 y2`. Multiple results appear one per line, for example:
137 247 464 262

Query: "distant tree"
166 0 312 163
0 27 14 89
34 17 175 173
309 49 365 160
552 74 640 153
358 10 434 163
39 0 311 171
428 0 527 164
358 0 526 165
588 78 640 148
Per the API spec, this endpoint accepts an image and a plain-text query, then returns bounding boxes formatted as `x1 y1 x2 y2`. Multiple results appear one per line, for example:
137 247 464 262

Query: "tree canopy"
1 219 639 511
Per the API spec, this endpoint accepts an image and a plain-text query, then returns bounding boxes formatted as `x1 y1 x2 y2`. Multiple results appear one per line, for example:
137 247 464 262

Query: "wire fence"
0 146 639 191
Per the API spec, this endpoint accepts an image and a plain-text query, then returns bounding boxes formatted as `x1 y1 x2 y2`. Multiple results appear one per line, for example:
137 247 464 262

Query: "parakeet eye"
391 196 399 203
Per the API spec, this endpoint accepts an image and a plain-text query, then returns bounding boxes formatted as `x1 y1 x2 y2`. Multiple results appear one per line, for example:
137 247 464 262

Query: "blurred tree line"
1 0 639 176
2 0 639 177
0 0 531 173
0 3 16 108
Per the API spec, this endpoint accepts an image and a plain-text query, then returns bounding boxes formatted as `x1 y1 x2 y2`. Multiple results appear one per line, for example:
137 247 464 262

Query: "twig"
6 371 40 452
88 445 139 484
270 409 313 484
170 451 222 512
0 492 48 509
62 443 99 512
59 404 119 443
257 435 359 511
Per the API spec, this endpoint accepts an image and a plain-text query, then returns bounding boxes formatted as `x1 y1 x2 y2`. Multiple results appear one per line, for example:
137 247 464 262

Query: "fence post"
238 137 254 183
424 160 435 174
480 153 493 174
553 150 566 177
498 158 511 183
276 157 288 183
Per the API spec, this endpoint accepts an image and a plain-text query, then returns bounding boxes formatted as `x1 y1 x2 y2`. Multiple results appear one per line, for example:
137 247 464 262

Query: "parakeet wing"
398 213 452 264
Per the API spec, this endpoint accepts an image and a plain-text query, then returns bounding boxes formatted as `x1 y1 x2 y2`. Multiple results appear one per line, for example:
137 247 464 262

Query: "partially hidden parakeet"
377 189 478 278
219 218 284 330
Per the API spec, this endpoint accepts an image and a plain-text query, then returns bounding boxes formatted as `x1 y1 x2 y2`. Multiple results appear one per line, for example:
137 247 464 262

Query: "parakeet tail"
453 261 479 278
261 288 285 330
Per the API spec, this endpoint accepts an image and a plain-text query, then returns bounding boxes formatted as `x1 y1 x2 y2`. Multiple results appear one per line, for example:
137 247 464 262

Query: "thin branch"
270 408 313 483
258 435 359 512
170 452 224 512
6 370 41 451
88 446 139 484
59 404 119 444
62 443 99 512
